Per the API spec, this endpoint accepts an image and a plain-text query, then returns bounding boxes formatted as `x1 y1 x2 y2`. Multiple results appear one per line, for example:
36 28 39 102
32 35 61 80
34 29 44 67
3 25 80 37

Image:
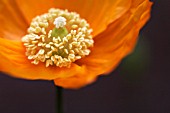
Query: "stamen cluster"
22 8 93 67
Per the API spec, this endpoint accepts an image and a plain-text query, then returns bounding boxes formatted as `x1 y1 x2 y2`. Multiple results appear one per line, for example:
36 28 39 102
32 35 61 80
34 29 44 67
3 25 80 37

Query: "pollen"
22 8 94 68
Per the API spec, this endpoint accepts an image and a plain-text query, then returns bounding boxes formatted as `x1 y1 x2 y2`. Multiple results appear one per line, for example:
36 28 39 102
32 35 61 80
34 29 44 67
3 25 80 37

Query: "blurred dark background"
0 0 170 113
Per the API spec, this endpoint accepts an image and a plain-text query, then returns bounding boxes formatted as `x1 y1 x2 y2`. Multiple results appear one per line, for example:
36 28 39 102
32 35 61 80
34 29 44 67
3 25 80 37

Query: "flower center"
22 8 94 67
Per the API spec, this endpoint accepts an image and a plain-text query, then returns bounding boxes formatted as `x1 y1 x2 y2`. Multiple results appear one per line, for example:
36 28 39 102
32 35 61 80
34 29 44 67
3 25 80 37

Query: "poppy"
0 0 152 89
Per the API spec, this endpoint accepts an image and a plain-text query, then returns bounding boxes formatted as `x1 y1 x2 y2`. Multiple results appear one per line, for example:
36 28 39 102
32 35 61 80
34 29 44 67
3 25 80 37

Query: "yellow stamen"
22 8 94 68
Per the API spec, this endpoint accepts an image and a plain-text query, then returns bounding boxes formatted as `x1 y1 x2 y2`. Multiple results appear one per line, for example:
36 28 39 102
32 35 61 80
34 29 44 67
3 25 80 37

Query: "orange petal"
54 68 97 89
0 38 85 80
77 0 152 76
15 0 55 23
0 0 27 40
16 0 131 36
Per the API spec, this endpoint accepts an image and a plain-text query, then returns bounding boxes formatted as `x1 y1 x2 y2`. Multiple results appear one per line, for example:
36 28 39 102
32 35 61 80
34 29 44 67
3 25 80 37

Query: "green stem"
56 86 63 113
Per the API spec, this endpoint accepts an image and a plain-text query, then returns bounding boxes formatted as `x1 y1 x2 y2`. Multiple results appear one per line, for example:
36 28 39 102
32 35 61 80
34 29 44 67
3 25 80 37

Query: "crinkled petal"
54 67 97 89
0 0 27 40
0 38 85 80
77 0 152 76
15 0 55 24
16 0 131 36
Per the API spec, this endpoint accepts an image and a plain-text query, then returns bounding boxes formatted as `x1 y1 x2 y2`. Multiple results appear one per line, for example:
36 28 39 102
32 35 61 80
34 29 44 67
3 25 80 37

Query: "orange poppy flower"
0 0 152 89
